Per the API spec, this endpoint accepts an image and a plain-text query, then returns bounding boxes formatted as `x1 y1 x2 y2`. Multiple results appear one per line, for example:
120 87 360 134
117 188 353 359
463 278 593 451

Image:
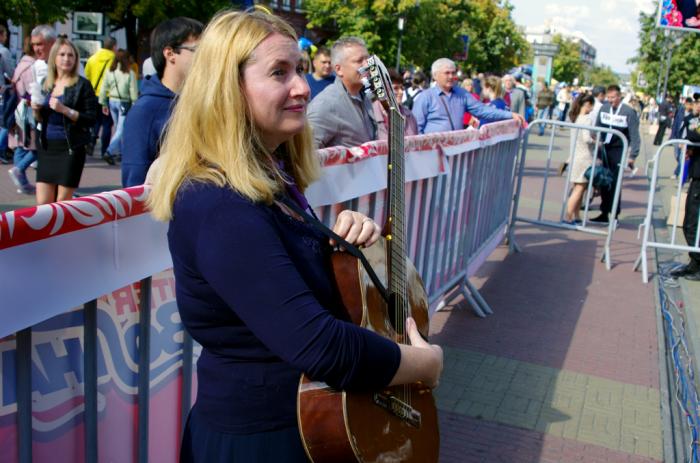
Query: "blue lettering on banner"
0 279 196 439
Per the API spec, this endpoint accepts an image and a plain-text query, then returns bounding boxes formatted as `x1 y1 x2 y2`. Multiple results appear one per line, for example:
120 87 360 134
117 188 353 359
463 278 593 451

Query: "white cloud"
599 0 655 15
544 3 591 18
607 17 635 33
600 1 616 13
546 16 577 30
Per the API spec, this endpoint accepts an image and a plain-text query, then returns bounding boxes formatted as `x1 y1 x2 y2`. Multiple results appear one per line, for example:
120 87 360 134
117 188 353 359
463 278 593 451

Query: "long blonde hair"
484 76 504 99
43 37 79 91
148 9 319 221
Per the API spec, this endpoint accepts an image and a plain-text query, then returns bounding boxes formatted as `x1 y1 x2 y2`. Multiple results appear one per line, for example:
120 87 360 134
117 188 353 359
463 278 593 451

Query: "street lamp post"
662 33 682 100
396 17 404 72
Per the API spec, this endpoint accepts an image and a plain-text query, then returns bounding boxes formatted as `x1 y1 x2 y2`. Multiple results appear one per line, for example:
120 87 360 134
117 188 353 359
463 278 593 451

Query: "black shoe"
684 270 700 281
102 154 116 166
589 214 609 224
670 264 698 278
558 162 568 176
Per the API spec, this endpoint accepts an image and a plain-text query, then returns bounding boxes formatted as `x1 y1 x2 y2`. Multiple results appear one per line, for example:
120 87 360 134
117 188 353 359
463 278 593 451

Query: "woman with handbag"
32 37 98 205
99 49 138 165
565 93 596 224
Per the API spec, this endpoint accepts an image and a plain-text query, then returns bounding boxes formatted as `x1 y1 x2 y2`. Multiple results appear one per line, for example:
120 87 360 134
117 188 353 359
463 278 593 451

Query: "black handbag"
119 101 131 116
113 72 131 116
584 146 614 190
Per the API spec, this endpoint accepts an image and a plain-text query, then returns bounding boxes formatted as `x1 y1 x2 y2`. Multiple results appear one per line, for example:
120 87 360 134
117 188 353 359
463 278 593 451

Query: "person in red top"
461 77 481 127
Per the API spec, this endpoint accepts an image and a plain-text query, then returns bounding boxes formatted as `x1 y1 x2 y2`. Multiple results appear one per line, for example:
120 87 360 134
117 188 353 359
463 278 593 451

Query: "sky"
508 0 658 73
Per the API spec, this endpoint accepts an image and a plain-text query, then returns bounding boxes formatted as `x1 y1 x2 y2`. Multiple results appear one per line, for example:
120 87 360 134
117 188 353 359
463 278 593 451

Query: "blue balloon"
298 37 313 51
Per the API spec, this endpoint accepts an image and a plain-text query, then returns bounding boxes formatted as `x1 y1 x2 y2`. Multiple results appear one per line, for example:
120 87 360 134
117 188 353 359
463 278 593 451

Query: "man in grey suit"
307 37 377 148
503 74 526 117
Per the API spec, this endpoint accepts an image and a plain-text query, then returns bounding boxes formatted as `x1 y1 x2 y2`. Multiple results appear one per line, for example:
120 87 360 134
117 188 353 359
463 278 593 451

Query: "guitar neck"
387 105 406 299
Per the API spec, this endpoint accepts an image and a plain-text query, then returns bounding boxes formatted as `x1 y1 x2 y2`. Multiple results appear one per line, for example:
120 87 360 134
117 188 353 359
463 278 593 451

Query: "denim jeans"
93 109 113 156
13 147 37 172
0 127 8 153
537 108 551 136
107 99 127 155
675 146 682 177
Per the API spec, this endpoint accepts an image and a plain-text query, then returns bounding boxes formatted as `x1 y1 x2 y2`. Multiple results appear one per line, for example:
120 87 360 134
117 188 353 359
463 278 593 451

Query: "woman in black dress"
32 37 97 205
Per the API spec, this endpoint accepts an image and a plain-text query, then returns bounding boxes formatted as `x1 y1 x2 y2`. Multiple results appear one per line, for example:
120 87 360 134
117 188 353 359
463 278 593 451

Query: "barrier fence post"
582 132 603 228
508 119 628 269
138 277 152 463
635 139 700 282
16 328 32 463
84 299 98 463
603 133 630 270
538 125 558 221
508 125 532 254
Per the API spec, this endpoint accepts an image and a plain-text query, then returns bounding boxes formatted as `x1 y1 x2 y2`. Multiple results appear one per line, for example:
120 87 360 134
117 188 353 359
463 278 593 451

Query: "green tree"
0 0 78 25
631 11 700 97
585 64 619 87
303 0 528 73
551 34 583 84
1 0 227 62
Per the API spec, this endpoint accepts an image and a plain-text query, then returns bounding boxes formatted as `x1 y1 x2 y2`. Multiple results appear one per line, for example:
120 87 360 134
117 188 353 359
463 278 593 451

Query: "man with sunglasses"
121 17 203 187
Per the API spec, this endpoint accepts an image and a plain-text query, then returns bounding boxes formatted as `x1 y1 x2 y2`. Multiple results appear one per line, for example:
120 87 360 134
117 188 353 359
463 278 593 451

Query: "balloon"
298 37 313 51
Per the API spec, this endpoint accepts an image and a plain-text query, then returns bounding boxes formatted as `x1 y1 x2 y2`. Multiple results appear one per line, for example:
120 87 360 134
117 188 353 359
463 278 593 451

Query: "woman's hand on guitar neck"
330 210 381 249
390 317 444 389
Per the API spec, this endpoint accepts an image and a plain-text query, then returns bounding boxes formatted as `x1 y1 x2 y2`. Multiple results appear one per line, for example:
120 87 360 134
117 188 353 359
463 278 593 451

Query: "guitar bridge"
373 392 422 428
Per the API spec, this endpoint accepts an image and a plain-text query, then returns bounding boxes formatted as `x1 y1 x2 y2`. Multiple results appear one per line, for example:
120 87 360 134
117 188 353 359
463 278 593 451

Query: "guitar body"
297 238 439 462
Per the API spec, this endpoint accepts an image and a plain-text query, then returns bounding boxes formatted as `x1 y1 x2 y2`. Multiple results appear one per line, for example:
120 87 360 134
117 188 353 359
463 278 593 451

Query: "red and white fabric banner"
306 120 520 206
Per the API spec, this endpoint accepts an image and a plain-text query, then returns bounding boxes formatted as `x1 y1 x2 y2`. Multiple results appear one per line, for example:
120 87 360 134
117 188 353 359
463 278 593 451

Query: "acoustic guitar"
297 56 440 462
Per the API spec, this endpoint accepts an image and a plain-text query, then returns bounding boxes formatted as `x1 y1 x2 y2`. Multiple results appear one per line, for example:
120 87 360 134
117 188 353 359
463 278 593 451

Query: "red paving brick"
431 173 659 389
439 409 662 463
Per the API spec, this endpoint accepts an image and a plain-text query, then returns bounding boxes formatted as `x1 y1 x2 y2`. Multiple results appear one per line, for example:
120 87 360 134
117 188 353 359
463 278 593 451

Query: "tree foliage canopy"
3 0 530 75
586 64 619 88
550 34 582 84
631 11 700 97
303 0 529 73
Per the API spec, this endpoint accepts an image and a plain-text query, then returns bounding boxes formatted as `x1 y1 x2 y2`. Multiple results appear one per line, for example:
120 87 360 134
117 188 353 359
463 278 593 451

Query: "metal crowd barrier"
508 119 629 270
306 120 522 317
634 139 700 283
0 121 522 462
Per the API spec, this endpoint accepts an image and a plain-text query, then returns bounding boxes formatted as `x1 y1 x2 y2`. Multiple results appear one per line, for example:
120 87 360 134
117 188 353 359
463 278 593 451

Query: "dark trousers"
600 145 623 218
180 407 309 463
684 178 700 267
92 110 113 156
653 119 669 146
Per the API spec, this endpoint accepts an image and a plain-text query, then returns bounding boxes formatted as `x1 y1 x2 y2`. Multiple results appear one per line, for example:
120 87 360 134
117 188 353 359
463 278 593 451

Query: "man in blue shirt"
412 58 524 134
305 46 334 100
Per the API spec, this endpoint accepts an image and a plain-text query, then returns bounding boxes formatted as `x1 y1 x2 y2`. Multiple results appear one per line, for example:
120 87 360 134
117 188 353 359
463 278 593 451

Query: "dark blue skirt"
180 407 309 463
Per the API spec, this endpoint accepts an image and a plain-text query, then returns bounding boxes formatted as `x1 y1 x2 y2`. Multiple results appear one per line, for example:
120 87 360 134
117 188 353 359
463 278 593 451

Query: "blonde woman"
483 76 507 109
148 9 443 461
32 37 98 204
98 49 138 164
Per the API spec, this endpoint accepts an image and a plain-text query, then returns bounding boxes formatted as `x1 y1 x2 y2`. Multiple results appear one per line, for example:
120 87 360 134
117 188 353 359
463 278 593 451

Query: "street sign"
533 43 559 57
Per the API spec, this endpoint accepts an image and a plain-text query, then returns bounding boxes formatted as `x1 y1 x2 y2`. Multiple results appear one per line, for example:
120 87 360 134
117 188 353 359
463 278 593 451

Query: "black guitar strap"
279 196 390 304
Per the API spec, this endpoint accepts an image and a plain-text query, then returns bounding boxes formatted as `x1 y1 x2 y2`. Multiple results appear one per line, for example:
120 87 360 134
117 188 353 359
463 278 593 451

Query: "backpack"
0 56 31 130
0 81 19 129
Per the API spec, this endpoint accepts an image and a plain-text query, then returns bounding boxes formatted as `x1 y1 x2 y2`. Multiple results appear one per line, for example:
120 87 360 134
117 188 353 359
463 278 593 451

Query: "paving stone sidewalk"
431 127 664 462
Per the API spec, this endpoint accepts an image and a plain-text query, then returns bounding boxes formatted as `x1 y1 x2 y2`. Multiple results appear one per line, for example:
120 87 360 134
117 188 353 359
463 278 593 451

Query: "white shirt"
142 57 156 77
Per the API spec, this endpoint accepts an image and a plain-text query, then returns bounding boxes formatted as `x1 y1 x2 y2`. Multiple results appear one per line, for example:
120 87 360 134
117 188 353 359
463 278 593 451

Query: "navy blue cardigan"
168 182 401 433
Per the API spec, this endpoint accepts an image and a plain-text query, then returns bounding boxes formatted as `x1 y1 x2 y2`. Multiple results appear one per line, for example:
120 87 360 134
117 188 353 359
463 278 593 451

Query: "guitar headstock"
359 55 399 113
